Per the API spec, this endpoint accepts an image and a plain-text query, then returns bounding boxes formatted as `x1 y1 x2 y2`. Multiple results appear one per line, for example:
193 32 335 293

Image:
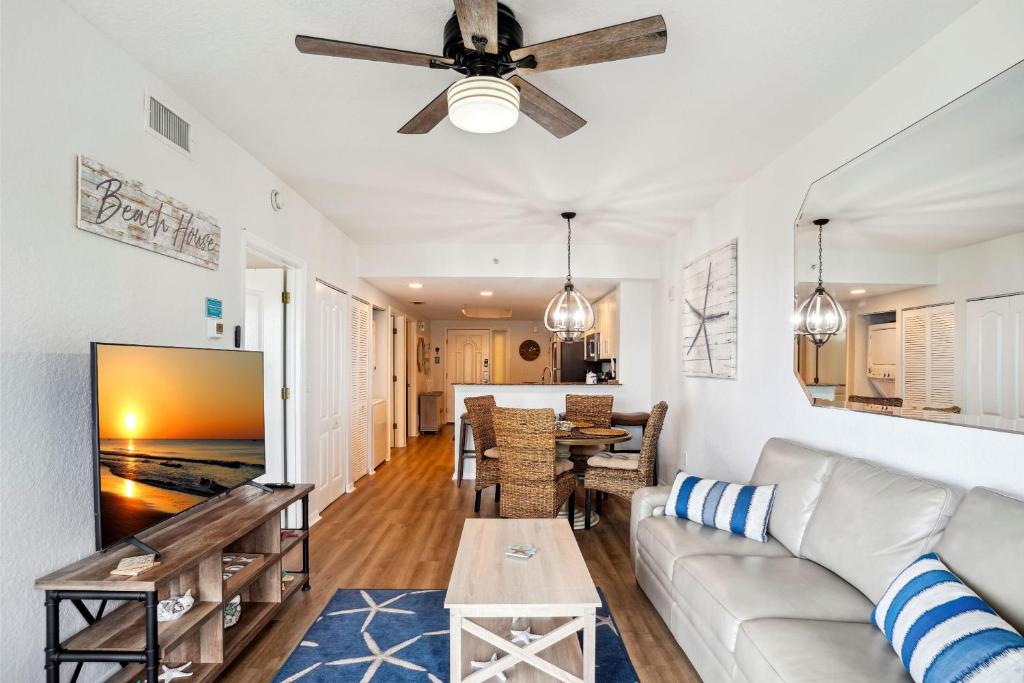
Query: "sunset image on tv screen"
94 344 265 548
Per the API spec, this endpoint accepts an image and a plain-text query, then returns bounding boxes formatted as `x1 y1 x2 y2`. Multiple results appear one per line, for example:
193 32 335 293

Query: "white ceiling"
365 276 616 319
66 0 981 246
798 59 1024 254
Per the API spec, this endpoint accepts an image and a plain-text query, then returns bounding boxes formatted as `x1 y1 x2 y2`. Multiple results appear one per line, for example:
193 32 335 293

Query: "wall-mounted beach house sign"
77 155 220 270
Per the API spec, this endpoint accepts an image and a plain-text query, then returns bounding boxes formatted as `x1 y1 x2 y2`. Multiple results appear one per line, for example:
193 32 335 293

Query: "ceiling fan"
295 1 667 138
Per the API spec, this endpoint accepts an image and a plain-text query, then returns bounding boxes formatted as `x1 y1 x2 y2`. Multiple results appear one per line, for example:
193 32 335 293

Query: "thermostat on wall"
206 297 224 338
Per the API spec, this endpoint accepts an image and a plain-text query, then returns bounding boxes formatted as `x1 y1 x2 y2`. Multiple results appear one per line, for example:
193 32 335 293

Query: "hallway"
222 426 697 682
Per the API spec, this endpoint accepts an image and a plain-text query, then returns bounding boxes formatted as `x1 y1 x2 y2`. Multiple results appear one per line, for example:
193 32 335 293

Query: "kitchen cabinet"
594 288 619 360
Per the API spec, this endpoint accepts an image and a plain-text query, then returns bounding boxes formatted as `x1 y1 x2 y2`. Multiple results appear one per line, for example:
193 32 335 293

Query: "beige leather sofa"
631 438 1024 683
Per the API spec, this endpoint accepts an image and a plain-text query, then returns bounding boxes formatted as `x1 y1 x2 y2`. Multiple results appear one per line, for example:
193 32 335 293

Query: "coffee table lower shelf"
451 611 595 683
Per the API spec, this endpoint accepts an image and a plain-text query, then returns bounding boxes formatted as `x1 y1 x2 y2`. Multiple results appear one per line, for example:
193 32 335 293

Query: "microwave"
584 332 601 362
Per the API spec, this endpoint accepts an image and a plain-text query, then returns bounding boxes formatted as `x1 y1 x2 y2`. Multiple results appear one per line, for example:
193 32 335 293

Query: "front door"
445 329 491 422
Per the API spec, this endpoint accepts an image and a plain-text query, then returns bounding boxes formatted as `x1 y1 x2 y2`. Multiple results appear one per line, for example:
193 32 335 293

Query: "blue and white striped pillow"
664 471 776 542
872 552 1024 683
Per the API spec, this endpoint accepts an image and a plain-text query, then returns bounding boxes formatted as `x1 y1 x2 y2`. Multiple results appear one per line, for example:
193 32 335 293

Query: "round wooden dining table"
554 425 633 529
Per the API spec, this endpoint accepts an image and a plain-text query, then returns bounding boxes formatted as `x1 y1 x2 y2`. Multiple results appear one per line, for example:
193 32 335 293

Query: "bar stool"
456 412 474 487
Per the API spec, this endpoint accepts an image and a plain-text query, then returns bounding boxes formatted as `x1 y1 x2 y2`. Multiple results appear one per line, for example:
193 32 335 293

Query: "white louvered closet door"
902 304 956 410
349 298 371 487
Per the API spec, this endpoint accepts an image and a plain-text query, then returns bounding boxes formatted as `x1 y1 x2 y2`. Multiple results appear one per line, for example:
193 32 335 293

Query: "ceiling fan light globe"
447 76 520 134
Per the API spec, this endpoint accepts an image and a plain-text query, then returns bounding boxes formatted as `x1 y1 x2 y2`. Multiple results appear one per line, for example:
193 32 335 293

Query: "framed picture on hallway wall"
681 239 737 379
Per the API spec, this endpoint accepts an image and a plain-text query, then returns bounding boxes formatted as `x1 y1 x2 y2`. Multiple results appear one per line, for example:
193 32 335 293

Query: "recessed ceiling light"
480 291 493 297
409 283 423 289
850 288 867 295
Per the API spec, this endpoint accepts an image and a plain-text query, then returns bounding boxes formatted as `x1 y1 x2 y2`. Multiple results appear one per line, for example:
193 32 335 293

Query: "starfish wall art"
681 239 738 379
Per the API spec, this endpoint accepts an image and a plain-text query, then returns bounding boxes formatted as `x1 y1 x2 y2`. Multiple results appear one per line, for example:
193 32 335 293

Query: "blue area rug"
273 588 639 682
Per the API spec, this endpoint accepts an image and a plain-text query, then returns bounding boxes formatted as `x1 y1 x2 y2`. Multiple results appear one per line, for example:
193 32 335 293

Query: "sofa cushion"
800 457 957 602
665 471 777 542
751 438 837 555
636 516 791 585
670 601 737 683
673 555 873 655
735 618 912 683
936 487 1024 633
872 552 1024 683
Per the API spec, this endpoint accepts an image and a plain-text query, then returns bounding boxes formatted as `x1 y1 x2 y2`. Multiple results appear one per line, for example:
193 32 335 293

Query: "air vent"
147 96 191 153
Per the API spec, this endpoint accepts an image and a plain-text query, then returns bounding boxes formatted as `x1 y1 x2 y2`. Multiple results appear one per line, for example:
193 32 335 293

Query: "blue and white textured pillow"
664 471 776 542
872 552 1024 683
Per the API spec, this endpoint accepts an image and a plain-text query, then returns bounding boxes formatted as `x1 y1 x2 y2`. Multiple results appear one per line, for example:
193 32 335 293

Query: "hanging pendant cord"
817 224 824 287
566 216 573 284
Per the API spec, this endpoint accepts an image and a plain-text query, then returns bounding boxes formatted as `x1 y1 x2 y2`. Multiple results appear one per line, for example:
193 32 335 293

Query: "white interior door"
392 314 407 448
965 295 1024 429
312 281 348 513
245 268 285 483
350 298 372 486
445 329 490 421
965 296 1010 426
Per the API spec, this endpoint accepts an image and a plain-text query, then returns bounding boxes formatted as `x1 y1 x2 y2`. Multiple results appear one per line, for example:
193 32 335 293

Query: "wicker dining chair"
464 395 501 513
564 394 614 428
492 407 576 523
583 401 668 529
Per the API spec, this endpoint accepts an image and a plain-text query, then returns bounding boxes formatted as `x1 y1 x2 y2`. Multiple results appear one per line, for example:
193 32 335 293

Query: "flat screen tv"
91 343 266 550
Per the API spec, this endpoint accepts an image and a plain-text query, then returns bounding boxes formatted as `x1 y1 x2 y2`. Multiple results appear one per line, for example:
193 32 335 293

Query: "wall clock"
416 337 429 374
681 239 738 379
519 339 541 362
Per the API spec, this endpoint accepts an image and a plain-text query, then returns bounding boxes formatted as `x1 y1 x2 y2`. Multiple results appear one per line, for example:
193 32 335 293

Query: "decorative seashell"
223 595 242 628
156 589 195 622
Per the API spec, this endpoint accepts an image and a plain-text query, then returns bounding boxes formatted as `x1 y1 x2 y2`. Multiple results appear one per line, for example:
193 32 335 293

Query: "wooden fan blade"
295 35 452 68
508 76 586 139
398 87 450 134
510 15 667 73
453 0 498 54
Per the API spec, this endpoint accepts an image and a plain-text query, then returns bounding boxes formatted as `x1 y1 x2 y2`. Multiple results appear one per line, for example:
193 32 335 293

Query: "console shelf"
35 484 313 683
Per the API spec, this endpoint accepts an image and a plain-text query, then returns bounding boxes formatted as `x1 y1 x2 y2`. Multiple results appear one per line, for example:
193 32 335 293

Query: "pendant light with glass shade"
544 212 595 342
795 218 846 381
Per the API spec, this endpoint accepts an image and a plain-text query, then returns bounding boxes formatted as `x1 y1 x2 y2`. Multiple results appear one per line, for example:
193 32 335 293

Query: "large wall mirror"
793 59 1024 434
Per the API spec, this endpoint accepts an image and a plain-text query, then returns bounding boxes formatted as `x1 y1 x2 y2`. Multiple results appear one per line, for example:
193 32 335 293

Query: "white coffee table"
445 519 600 683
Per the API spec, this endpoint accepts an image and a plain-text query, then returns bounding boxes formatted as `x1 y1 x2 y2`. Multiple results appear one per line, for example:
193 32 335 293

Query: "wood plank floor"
221 426 699 682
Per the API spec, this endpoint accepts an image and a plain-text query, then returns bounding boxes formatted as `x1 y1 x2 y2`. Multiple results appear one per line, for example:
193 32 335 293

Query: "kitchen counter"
453 381 621 386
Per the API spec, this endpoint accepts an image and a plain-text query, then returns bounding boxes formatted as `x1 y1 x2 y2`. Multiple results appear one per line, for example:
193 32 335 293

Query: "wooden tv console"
35 484 313 683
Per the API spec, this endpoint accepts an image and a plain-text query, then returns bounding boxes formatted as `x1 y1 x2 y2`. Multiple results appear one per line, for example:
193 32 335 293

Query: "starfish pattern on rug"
470 653 508 682
278 661 321 683
274 588 638 683
327 631 426 682
157 662 193 681
597 614 619 637
510 625 543 646
327 589 415 632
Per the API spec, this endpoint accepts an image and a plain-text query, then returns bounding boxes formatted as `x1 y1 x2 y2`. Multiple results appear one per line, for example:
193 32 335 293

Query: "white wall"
0 0 409 679
654 0 1024 492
